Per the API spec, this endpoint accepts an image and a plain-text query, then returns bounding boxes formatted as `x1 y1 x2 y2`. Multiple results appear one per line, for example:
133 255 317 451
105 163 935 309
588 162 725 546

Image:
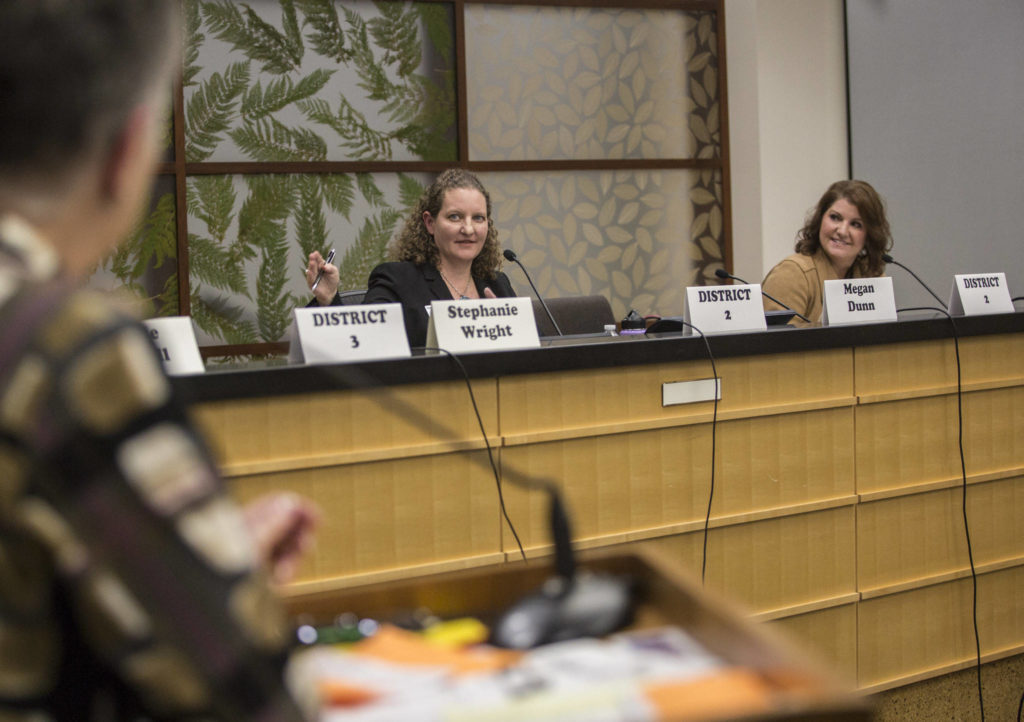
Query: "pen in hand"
311 248 335 292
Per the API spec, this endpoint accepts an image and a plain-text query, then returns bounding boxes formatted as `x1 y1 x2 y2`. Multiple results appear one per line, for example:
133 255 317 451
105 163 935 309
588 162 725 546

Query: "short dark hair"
0 0 177 184
795 179 893 277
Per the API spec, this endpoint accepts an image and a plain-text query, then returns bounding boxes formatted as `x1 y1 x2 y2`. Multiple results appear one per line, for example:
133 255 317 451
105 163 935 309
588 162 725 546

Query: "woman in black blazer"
306 168 515 346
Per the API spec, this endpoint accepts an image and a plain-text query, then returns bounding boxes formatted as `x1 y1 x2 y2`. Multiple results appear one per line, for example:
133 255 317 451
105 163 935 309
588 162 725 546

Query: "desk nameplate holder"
822 277 897 326
426 297 540 353
142 317 205 376
948 272 1013 316
290 303 410 364
684 283 767 335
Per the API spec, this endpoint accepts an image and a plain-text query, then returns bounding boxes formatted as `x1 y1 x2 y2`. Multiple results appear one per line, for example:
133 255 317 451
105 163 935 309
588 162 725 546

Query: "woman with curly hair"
307 168 514 345
761 179 893 326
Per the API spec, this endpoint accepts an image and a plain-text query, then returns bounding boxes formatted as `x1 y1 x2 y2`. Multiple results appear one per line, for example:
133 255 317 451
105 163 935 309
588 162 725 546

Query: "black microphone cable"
649 317 719 585
312 350 529 563
426 346 528 563
897 305 983 721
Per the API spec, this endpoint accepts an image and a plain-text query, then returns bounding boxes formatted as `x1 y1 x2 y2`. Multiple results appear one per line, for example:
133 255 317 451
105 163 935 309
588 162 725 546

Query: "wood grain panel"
855 386 1024 494
858 476 1024 593
639 508 856 615
499 349 853 437
192 379 498 469
499 408 855 549
769 604 858 685
857 566 1024 689
226 450 501 585
855 333 1024 398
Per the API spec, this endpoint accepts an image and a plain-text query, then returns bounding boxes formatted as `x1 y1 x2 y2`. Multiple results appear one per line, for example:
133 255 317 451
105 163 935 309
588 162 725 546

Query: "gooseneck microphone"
503 248 563 336
714 268 811 323
882 253 947 309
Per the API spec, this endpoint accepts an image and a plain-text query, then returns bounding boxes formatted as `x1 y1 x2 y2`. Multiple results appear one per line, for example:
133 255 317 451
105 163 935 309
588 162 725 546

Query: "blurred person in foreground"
761 179 893 325
0 2 317 719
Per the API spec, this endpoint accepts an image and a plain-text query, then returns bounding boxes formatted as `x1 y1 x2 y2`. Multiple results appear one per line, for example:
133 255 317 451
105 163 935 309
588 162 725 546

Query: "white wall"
725 0 849 283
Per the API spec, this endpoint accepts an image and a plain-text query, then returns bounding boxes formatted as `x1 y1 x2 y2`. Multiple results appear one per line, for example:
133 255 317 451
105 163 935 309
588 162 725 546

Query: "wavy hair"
389 168 503 280
795 179 893 277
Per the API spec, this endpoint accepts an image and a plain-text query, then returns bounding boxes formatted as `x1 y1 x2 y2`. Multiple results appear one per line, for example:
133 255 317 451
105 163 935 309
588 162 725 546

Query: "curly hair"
389 168 503 280
795 179 893 277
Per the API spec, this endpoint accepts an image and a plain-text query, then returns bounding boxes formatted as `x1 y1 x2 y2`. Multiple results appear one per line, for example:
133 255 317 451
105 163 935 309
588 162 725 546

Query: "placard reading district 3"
291 304 410 364
684 284 767 335
142 317 205 376
426 297 540 353
821 277 897 326
948 272 1013 316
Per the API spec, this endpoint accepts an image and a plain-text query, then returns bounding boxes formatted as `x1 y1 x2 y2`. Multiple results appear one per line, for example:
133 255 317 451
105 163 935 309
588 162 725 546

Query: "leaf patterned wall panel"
186 172 431 345
483 169 724 321
89 176 179 318
465 6 719 161
185 0 456 162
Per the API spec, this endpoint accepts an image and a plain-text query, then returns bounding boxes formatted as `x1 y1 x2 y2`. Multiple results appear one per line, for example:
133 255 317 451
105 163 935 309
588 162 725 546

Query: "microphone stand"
714 269 811 323
504 249 563 336
882 254 947 309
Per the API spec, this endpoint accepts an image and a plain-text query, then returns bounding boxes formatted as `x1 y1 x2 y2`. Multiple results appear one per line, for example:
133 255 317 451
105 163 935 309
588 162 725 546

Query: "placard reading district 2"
684 284 767 335
426 297 540 353
948 272 1014 316
291 304 410 364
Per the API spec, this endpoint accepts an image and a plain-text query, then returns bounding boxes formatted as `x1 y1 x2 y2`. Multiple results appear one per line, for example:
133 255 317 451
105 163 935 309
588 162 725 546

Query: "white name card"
948 273 1013 316
822 277 897 326
142 317 205 376
684 284 767 335
291 304 410 364
426 297 540 353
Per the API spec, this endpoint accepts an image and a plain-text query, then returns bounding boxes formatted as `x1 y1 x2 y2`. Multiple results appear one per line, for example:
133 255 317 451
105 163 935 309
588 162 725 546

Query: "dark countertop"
173 310 1024 403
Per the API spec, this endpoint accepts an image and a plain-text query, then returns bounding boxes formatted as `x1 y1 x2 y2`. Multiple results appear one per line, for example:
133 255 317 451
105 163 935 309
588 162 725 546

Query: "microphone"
714 268 811 323
504 248 563 336
882 253 947 308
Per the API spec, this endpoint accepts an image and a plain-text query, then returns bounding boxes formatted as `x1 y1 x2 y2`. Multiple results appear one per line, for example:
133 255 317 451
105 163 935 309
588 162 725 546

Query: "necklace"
439 268 472 300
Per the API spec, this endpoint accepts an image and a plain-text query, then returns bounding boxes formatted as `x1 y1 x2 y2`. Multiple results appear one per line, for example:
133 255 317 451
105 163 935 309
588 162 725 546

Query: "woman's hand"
243 493 321 584
306 251 340 306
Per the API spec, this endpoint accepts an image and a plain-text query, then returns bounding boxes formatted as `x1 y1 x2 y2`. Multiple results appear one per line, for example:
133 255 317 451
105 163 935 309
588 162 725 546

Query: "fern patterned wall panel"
465 6 720 162
483 169 723 320
88 176 179 319
184 0 456 163
186 172 430 346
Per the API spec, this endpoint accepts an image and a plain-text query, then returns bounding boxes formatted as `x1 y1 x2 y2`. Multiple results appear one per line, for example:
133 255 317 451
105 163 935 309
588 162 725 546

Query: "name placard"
948 273 1014 316
822 277 897 326
142 317 205 376
684 284 767 335
426 297 540 353
291 304 410 364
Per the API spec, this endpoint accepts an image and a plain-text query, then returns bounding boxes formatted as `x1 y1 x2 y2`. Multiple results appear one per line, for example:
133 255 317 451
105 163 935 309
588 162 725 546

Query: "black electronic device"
489 571 634 650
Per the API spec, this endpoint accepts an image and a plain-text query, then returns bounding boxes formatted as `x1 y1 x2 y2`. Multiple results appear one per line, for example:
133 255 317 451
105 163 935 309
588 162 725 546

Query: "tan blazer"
761 249 870 326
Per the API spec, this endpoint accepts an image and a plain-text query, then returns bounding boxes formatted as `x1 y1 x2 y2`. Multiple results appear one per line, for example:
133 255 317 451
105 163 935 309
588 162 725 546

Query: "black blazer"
355 262 516 347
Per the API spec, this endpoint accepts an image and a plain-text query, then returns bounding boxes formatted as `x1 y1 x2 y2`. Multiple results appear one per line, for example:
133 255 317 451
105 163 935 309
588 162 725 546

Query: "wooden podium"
286 546 871 721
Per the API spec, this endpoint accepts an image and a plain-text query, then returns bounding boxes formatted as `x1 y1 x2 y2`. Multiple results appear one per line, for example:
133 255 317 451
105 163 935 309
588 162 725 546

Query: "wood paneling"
858 566 1024 690
769 604 858 685
196 328 1024 692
